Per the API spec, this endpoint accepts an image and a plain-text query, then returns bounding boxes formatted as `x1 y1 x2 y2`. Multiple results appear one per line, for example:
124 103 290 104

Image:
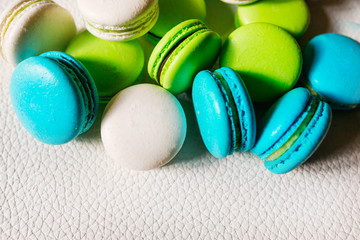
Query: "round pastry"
66 31 145 102
77 0 159 41
148 19 222 94
303 33 360 110
101 84 187 171
251 88 332 174
235 0 310 39
147 0 206 43
0 0 76 66
221 0 259 5
192 67 256 158
220 23 302 102
10 51 99 145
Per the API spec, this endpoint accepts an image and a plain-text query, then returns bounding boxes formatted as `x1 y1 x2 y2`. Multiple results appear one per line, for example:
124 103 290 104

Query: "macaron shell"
78 0 159 41
215 67 256 152
264 101 332 174
10 57 86 145
303 33 360 108
77 0 157 26
235 0 310 39
66 31 144 102
161 29 221 94
193 70 233 158
1 1 76 65
101 84 187 171
150 0 206 38
251 88 312 157
220 23 302 102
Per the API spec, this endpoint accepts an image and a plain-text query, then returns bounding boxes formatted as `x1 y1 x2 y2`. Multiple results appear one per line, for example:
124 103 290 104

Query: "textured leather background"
1 0 360 239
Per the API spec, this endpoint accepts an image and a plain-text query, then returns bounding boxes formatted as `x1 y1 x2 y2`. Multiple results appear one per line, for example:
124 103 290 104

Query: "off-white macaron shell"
77 0 157 26
101 84 187 171
1 1 76 66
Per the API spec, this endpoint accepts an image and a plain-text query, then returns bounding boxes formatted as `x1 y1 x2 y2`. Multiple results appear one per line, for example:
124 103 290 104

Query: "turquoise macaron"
10 51 99 145
251 88 332 174
192 67 256 158
303 33 360 110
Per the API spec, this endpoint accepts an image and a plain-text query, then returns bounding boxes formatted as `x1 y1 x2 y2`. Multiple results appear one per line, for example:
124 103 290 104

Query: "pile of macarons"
1 0 359 174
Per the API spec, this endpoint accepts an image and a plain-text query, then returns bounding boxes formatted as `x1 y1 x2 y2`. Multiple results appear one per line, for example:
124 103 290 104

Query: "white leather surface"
1 0 360 239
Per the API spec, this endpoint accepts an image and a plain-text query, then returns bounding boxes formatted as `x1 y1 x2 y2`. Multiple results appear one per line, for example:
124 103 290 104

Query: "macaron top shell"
252 88 312 156
303 33 360 109
77 0 159 41
149 0 206 38
101 84 187 171
235 0 310 39
220 23 302 102
10 52 98 145
77 0 157 26
0 0 76 65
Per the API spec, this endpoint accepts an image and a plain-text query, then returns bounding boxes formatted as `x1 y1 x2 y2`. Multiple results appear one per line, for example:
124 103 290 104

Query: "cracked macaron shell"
251 88 332 174
148 19 222 94
10 52 99 145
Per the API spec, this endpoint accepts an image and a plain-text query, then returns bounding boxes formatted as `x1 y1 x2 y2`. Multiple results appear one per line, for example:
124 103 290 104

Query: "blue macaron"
303 33 360 110
10 51 99 145
251 88 332 174
192 67 256 158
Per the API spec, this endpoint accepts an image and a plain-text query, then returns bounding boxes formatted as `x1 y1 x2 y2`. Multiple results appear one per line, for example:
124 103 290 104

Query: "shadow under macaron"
305 108 360 170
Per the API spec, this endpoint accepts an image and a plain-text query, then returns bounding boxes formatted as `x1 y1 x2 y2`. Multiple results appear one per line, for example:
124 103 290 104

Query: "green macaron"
235 0 310 39
148 0 206 42
66 31 144 102
220 23 302 102
148 19 222 94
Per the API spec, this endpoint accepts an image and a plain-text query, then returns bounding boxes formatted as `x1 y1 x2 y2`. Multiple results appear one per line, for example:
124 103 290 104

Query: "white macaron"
77 0 159 41
0 0 76 66
101 84 187 171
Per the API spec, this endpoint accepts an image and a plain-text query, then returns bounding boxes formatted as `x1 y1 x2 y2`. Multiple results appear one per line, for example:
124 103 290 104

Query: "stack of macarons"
1 0 359 174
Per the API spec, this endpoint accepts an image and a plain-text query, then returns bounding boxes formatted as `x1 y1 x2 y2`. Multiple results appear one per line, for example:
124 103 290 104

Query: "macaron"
147 0 206 43
221 0 259 5
77 0 159 41
192 67 256 158
252 88 332 174
303 33 360 110
0 0 76 66
101 84 187 171
148 19 222 94
235 0 310 39
10 51 99 145
66 31 145 102
220 23 302 102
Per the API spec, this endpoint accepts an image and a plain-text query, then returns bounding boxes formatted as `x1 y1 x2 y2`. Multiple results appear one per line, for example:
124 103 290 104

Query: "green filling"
266 99 319 161
215 72 241 151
